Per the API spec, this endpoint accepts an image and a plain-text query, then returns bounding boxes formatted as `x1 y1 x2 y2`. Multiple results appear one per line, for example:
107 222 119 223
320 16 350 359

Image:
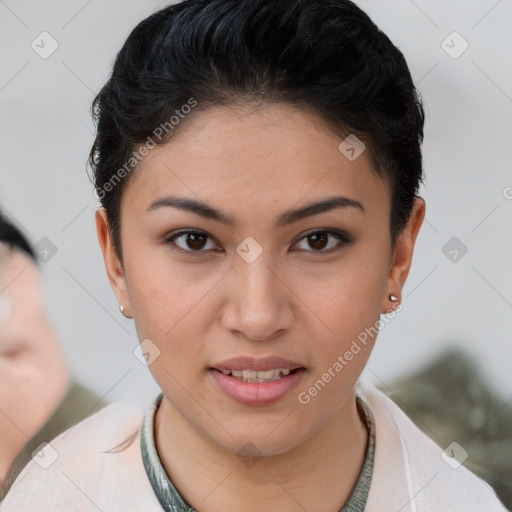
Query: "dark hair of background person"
88 0 426 266
0 213 36 262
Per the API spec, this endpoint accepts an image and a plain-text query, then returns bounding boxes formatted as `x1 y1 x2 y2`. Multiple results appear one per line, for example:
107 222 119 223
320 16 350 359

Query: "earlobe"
382 196 426 314
95 208 132 316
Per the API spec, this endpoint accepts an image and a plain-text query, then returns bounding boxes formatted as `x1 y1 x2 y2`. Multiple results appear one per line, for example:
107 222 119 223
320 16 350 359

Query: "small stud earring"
119 304 129 318
388 294 401 311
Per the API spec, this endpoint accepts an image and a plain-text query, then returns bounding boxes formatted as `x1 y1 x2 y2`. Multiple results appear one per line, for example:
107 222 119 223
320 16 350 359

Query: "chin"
210 423 310 459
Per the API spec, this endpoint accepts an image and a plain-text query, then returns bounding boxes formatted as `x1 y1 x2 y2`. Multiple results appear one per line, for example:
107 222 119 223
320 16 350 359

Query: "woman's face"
97 103 424 456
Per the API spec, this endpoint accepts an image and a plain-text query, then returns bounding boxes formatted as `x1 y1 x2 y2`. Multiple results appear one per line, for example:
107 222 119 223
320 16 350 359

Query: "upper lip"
211 356 305 372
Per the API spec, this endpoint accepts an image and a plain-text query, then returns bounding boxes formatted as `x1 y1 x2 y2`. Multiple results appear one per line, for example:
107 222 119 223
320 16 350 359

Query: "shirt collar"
141 392 375 512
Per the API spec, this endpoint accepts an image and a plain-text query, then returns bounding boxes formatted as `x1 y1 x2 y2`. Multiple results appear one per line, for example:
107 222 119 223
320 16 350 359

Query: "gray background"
1 0 511 411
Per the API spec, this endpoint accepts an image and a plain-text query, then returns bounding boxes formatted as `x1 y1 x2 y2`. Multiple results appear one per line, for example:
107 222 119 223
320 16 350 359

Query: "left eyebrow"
146 195 365 228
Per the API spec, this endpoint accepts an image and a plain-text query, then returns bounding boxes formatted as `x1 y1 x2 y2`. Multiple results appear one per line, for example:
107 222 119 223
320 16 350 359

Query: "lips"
209 355 306 405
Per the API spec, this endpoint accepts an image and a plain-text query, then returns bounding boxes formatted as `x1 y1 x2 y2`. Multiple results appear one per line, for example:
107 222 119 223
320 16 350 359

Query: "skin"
97 103 425 512
0 243 69 482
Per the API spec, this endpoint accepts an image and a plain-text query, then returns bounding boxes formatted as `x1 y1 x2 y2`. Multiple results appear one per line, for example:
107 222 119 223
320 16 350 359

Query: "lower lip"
209 368 306 406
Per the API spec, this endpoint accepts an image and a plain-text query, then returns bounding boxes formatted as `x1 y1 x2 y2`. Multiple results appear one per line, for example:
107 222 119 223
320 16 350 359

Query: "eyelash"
163 229 351 256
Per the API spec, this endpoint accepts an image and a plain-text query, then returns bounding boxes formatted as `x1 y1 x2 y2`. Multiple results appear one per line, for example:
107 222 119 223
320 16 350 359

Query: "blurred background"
0 0 511 503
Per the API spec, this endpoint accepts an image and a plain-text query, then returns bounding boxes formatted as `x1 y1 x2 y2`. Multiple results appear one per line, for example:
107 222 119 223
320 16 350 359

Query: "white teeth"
254 370 275 379
221 368 295 382
242 370 258 379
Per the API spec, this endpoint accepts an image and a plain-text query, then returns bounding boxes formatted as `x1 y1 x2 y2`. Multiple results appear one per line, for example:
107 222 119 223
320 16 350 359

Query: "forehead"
0 244 41 303
121 104 390 224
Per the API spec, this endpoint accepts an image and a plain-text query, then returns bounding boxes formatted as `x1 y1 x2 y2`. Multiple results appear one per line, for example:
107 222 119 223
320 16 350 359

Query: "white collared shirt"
1 382 507 511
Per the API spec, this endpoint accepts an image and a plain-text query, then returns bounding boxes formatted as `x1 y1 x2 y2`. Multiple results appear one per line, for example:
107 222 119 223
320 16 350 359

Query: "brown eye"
165 230 219 253
307 232 329 251
294 230 351 253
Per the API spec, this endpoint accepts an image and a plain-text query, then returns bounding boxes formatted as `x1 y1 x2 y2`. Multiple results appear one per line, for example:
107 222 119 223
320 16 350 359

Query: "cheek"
0 349 59 437
125 258 215 379
130 272 212 340
295 253 388 389
298 257 386 337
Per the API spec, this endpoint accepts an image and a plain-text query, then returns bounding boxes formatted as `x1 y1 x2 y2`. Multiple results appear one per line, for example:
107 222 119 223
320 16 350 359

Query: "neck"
154 390 368 512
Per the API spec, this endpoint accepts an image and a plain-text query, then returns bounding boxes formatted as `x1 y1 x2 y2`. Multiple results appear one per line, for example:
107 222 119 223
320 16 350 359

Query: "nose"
220 254 294 342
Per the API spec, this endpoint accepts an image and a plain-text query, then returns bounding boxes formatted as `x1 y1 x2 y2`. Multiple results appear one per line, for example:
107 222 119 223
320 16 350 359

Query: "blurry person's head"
0 214 68 480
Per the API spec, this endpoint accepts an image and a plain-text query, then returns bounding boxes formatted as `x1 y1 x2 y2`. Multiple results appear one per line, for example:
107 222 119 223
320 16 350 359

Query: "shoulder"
0 400 161 511
3 381 112 496
357 382 508 512
27 400 144 463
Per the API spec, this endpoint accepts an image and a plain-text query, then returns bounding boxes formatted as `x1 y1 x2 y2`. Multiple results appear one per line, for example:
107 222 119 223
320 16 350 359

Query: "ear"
382 196 426 314
95 207 132 318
